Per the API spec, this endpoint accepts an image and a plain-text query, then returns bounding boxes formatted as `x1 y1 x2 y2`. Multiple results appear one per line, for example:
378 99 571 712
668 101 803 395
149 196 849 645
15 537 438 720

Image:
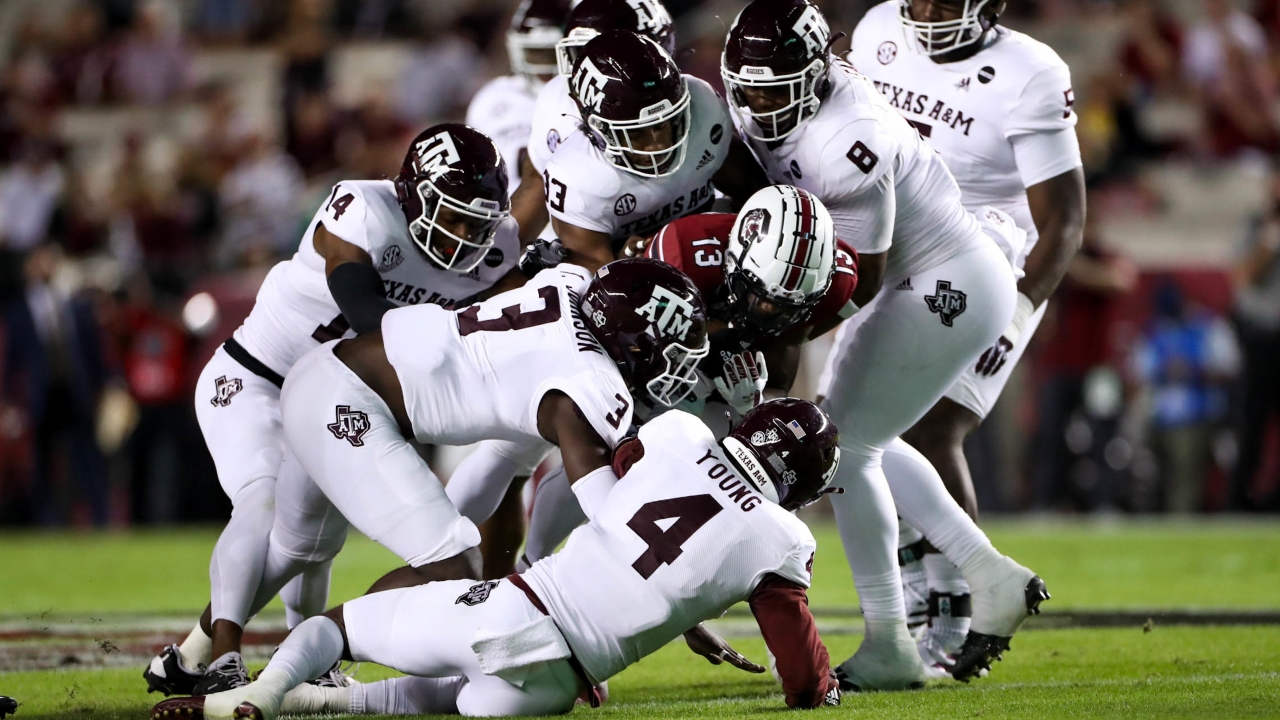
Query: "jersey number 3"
627 494 723 579
457 285 562 336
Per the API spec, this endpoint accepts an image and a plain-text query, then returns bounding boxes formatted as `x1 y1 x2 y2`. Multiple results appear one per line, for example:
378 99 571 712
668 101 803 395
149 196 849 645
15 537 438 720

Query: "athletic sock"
827 446 905 622
281 560 333 629
351 677 463 714
923 552 970 654
255 617 346 703
177 622 212 669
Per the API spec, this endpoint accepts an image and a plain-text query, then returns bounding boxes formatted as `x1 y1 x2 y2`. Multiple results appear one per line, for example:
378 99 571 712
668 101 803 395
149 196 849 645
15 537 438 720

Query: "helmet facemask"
722 55 826 142
898 0 1001 58
556 27 599 77
642 331 709 407
508 25 563 86
586 89 690 178
724 264 819 336
405 177 508 273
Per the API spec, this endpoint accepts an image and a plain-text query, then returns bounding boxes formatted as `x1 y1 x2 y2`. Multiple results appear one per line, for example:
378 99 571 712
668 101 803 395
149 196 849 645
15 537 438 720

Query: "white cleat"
916 634 954 680
202 680 283 720
281 682 349 715
952 555 1049 682
835 619 927 692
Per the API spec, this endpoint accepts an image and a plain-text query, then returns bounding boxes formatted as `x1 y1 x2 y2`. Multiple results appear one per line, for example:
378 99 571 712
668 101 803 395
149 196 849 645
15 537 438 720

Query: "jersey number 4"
627 494 723 579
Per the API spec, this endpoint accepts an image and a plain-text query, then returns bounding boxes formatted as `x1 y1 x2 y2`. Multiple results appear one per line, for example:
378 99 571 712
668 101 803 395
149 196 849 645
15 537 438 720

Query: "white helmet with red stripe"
723 185 835 336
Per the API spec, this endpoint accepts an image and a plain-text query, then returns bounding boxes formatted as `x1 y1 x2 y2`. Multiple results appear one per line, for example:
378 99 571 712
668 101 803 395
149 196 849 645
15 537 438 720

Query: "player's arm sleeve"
1005 64 1083 188
749 573 839 709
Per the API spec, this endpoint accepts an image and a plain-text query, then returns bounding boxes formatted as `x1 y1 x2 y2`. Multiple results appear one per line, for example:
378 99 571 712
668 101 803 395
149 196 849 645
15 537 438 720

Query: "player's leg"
144 347 283 696
444 439 550 578
521 462 585 566
899 304 1048 673
280 346 483 590
821 241 1017 690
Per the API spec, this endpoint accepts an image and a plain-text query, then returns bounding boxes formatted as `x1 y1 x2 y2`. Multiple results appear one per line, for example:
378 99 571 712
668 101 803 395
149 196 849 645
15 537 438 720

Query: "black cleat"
150 696 264 720
951 576 1051 682
145 644 205 696
0 695 17 718
192 652 250 696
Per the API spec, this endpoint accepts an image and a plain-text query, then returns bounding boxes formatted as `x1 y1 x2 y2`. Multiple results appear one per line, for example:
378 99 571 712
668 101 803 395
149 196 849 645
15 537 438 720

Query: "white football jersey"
850 1 1081 260
466 75 541 197
541 76 732 244
381 265 634 449
733 57 980 282
522 410 817 685
233 180 520 378
527 74 583 175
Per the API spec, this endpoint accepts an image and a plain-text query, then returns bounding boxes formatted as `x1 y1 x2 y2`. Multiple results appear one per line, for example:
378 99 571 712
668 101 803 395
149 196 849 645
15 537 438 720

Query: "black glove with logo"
518 238 569 278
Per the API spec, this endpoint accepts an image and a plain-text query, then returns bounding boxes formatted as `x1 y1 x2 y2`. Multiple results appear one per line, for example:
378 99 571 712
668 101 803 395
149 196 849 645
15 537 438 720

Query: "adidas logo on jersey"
896 277 913 291
695 149 716 170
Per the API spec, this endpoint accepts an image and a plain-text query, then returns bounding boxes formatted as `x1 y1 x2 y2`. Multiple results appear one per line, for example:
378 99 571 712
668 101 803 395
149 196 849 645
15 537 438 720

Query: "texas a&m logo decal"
327 405 371 447
924 280 968 327
455 580 500 606
210 376 243 407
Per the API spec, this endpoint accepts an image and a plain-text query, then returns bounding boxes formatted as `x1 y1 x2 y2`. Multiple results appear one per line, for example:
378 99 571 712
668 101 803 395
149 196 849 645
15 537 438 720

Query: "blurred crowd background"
0 0 1278 527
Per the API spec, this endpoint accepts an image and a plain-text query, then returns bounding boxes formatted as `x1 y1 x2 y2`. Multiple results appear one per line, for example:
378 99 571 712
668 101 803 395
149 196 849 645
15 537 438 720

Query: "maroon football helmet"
507 0 573 85
570 31 690 177
395 124 511 273
721 0 832 141
722 398 840 511
579 257 709 407
556 0 676 77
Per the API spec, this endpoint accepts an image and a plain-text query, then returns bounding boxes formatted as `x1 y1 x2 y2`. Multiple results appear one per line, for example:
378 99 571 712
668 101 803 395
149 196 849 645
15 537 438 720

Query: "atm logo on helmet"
573 57 612 113
626 0 671 34
792 4 830 56
635 285 696 342
413 131 461 181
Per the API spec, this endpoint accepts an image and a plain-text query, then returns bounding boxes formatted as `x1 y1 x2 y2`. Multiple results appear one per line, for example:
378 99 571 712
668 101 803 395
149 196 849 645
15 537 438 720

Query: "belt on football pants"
506 573 603 708
223 338 285 388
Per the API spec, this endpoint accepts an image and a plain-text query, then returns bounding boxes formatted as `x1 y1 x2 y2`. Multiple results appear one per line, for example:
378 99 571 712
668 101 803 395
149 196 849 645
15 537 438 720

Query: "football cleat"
0 695 16 718
192 652 250 696
951 574 1050 682
145 644 206 696
309 660 359 689
149 696 266 720
835 619 927 692
916 633 956 680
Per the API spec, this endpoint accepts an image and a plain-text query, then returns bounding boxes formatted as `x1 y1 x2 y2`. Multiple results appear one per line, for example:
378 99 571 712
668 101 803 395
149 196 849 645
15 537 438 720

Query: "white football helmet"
507 0 573 86
724 185 835 336
898 0 1006 58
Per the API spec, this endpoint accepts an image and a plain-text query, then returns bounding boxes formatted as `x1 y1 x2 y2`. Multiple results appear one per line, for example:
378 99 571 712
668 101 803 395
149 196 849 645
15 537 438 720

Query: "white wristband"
1005 292 1036 346
570 465 620 521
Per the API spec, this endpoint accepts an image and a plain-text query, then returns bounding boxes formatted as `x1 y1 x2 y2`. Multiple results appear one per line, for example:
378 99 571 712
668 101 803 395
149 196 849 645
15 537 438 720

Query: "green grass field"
3 518 1280 719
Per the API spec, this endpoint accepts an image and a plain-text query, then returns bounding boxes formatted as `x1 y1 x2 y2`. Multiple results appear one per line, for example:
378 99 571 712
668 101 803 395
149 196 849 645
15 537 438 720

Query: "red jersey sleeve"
803 239 859 341
749 573 840 709
645 213 737 298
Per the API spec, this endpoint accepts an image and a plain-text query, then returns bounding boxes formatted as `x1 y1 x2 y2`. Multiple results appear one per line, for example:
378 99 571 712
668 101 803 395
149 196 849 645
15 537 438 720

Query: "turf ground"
3 518 1279 719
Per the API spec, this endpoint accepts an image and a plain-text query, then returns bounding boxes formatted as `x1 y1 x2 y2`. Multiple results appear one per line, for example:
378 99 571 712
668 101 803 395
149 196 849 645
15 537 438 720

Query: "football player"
150 399 844 720
143 125 523 696
517 29 768 271
510 0 680 244
847 0 1084 675
721 0 1047 686
466 0 573 199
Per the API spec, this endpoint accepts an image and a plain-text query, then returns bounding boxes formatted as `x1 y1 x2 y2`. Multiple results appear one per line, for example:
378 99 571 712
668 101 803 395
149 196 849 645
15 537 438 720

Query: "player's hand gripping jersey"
381 264 634 448
540 76 731 245
733 57 980 282
646 212 859 343
521 410 837 706
234 180 520 378
849 1 1080 258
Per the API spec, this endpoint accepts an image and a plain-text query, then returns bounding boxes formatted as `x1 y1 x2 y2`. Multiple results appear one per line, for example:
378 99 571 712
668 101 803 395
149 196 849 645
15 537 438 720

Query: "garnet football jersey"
732 57 981 283
521 409 816 684
646 212 859 343
540 76 732 246
849 1 1081 261
381 264 633 449
233 180 519 377
466 75 541 197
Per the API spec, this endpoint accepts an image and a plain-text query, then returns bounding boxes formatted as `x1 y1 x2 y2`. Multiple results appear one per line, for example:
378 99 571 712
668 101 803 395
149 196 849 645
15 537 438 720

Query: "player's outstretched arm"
536 390 617 519
551 218 616 274
1021 166 1086 307
749 574 841 709
316 224 396 334
511 153 551 243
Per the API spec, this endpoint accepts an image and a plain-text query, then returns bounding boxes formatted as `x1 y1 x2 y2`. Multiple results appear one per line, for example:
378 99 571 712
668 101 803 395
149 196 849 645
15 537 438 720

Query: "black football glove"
518 238 569 278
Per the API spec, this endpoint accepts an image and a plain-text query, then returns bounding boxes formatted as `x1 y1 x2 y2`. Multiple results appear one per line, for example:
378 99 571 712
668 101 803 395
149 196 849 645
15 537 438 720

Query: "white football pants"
195 346 328 628
271 343 480 571
344 579 581 716
819 239 1015 622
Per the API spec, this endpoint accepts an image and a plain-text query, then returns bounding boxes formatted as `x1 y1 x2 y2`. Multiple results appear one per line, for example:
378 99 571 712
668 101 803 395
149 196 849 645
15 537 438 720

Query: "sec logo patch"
878 41 897 65
547 129 561 153
614 193 637 216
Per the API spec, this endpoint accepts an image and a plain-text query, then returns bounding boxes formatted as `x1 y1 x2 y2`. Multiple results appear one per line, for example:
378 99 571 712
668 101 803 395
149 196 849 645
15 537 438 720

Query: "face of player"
908 0 967 24
738 86 800 135
422 206 492 267
527 46 559 82
622 118 679 173
738 290 807 334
